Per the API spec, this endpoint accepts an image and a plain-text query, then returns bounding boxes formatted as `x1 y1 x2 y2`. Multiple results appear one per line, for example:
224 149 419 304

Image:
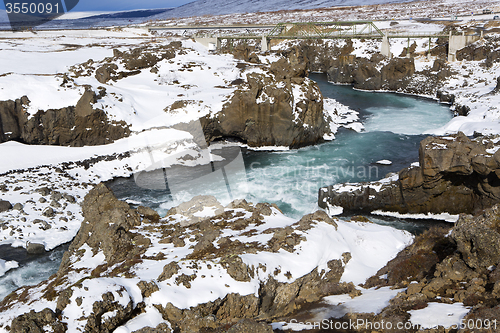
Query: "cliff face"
0 88 130 147
319 132 500 215
202 49 327 148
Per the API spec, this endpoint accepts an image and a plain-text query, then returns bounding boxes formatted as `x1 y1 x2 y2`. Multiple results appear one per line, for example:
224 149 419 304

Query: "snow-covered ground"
147 0 499 27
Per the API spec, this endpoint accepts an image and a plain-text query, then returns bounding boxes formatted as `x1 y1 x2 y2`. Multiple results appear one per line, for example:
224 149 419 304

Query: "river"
0 73 453 302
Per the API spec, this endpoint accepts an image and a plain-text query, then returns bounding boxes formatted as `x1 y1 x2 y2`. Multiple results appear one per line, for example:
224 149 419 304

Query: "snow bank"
0 259 18 277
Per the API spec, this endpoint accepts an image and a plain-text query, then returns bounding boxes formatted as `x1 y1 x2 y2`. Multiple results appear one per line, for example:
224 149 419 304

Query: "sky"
0 0 194 12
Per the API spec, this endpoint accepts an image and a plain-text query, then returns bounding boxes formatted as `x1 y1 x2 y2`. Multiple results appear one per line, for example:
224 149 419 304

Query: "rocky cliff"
319 132 500 215
0 88 130 147
202 47 328 148
347 203 500 332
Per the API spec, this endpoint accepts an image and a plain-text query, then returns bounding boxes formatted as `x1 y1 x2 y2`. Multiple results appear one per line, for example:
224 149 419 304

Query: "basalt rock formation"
0 87 129 147
202 47 328 148
350 204 500 332
294 39 457 98
319 132 500 215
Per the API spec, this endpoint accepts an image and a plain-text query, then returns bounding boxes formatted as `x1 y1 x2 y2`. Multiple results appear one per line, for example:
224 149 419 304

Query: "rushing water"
0 74 453 302
0 243 69 301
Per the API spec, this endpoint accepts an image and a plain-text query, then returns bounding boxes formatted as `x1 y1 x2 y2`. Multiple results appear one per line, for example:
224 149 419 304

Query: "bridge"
149 21 481 61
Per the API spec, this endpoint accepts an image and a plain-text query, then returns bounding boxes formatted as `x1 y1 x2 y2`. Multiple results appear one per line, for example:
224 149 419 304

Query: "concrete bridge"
149 21 481 61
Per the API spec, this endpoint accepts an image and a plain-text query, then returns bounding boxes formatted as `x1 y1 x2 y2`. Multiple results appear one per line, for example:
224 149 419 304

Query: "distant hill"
77 8 173 20
154 0 415 19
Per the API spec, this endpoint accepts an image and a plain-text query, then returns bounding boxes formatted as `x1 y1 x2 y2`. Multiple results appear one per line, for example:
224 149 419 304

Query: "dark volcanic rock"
26 242 46 255
10 308 65 333
319 133 500 215
0 89 130 147
226 318 273 332
0 200 12 212
360 204 500 330
451 204 500 269
326 54 415 91
202 50 327 148
58 183 143 271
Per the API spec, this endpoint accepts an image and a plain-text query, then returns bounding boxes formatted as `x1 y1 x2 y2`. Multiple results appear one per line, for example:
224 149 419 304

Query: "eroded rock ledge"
319 132 500 215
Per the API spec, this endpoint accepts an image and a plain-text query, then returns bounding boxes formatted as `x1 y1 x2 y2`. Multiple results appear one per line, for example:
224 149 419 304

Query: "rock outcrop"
351 204 500 332
202 47 328 148
319 133 500 215
0 200 11 213
0 88 130 147
292 39 457 98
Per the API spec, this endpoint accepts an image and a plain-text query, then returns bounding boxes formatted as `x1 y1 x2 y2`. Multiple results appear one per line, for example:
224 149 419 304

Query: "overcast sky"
0 0 194 11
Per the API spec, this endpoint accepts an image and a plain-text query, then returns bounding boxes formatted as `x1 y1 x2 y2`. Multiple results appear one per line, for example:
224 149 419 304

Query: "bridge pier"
381 35 391 58
261 35 270 52
447 31 479 62
194 37 221 51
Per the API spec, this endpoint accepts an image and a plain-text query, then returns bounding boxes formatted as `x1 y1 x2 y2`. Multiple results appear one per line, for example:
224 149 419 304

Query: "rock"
326 55 415 92
26 242 46 254
364 226 455 289
132 323 172 333
320 133 500 215
43 207 55 217
59 183 143 269
10 308 65 333
0 200 12 212
202 66 326 148
137 281 160 298
231 44 261 64
0 92 130 147
451 204 500 269
137 206 160 222
12 203 23 211
158 262 180 282
95 63 119 84
166 195 224 226
36 187 51 196
226 319 273 333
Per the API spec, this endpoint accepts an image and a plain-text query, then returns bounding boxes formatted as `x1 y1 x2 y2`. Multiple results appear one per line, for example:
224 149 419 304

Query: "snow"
371 210 460 223
318 286 405 319
272 286 405 330
0 259 18 277
323 98 364 135
114 305 169 333
409 302 470 329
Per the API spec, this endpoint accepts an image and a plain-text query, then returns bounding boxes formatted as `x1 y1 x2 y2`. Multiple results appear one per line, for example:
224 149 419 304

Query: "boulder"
26 242 46 255
451 204 500 269
10 308 65 333
0 200 12 212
